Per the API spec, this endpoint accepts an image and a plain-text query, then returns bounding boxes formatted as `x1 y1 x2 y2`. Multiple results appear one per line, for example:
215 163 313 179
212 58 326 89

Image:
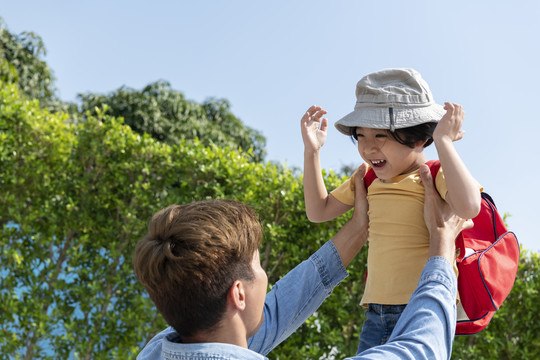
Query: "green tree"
1 19 262 159
0 80 363 359
0 18 61 109
78 80 267 162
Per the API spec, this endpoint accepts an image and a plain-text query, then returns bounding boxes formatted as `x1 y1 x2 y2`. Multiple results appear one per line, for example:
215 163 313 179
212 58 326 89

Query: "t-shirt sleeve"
331 178 355 206
434 167 448 201
434 167 483 201
330 165 367 206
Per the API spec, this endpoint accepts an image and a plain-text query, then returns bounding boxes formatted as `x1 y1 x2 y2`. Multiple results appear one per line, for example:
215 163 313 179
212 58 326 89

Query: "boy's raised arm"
433 102 481 219
301 105 351 223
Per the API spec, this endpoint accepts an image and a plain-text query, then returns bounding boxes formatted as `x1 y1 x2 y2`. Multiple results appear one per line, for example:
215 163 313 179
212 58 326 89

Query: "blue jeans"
356 303 407 354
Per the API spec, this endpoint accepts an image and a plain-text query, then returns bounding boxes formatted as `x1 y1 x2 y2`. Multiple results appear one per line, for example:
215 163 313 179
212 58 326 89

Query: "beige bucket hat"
334 68 445 135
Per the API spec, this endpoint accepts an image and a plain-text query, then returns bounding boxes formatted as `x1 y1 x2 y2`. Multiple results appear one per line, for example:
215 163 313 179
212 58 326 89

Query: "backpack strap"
363 167 379 190
425 160 441 192
363 160 441 190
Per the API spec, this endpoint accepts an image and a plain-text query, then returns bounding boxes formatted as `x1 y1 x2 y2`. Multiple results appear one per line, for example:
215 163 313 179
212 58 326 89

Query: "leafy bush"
0 80 366 359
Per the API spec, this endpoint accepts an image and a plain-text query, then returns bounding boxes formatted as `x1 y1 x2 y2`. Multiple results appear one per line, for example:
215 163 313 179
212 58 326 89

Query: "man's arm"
330 163 369 267
348 164 473 360
248 162 370 354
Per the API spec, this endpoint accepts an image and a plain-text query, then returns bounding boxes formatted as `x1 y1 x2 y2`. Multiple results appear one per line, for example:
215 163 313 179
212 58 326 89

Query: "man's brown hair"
133 199 263 337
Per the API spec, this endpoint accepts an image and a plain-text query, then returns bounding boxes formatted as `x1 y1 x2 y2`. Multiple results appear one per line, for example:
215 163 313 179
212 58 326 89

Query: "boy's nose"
360 139 380 153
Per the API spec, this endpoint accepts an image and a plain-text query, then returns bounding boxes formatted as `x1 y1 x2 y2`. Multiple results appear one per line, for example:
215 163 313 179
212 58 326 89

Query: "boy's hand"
301 105 328 152
433 102 466 143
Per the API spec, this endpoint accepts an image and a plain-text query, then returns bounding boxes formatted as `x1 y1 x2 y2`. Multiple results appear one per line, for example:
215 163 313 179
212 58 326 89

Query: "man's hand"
351 163 369 229
420 164 473 263
331 164 369 267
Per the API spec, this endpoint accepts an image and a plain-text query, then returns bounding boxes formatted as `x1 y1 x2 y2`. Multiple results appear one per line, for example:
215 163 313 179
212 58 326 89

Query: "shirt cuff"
310 240 349 292
419 256 457 298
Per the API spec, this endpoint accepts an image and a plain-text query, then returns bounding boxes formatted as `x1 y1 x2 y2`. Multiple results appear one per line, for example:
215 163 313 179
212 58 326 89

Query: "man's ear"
228 280 247 311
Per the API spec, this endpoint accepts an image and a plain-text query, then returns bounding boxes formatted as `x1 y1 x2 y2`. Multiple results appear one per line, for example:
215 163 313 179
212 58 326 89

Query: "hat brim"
334 104 445 135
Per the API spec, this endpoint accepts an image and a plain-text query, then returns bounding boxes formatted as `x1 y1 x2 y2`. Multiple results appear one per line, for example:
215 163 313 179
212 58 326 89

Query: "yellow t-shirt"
331 164 449 305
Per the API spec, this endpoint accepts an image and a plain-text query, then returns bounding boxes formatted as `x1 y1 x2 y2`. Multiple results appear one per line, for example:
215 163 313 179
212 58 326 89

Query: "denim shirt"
137 240 348 360
348 256 457 360
137 245 457 360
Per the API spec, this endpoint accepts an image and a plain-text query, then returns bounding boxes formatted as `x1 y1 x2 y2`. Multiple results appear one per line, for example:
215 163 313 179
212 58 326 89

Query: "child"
300 68 481 354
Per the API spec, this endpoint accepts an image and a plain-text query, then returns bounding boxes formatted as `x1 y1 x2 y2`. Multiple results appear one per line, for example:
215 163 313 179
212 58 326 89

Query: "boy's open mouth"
371 159 386 168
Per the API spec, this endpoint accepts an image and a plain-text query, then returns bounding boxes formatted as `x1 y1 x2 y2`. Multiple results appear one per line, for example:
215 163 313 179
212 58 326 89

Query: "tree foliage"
78 81 267 162
0 19 266 162
0 19 60 109
0 80 361 359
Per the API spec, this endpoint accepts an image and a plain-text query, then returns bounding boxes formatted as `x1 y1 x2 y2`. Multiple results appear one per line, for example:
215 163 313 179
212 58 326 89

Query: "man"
133 164 470 359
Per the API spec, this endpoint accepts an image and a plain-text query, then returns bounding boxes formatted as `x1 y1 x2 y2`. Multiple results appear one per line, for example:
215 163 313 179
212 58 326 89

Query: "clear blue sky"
2 0 539 252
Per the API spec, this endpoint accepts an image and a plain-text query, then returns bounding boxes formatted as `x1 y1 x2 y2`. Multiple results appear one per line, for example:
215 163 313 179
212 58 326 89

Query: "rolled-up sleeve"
348 256 457 360
248 240 349 355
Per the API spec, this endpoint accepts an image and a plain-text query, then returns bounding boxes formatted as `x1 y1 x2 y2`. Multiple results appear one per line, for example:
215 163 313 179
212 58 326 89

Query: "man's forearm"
249 240 348 355
331 217 368 267
348 257 457 360
427 231 457 264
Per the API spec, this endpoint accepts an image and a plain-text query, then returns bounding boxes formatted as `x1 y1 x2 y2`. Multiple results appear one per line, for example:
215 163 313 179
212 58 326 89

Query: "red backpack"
363 160 520 335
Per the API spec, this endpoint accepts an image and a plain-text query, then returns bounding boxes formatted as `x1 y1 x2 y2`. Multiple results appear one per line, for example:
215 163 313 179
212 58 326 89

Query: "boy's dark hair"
349 122 438 148
133 199 263 337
